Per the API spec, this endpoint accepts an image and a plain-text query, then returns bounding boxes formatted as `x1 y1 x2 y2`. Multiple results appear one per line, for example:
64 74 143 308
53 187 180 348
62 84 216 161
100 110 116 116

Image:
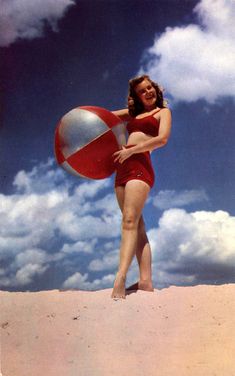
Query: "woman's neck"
142 105 157 114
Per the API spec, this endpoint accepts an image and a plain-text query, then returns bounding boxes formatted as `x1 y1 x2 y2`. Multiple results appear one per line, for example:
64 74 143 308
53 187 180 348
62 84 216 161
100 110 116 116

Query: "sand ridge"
1 284 235 376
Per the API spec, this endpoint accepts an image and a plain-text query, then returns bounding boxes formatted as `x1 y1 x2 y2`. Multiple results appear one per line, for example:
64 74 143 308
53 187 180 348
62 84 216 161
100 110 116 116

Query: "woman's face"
135 79 157 111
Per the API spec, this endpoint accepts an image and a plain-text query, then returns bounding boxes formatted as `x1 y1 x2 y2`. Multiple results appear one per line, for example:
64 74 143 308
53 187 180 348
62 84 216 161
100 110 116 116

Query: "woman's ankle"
139 277 152 283
116 271 126 281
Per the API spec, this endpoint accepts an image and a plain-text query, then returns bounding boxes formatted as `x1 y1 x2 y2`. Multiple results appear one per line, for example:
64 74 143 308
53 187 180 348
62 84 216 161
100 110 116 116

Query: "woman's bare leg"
111 180 150 299
126 217 154 291
114 186 153 293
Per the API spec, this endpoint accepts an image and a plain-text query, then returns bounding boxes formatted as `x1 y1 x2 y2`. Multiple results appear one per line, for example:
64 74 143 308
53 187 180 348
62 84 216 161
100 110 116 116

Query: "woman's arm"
112 108 131 122
113 108 172 163
133 108 172 152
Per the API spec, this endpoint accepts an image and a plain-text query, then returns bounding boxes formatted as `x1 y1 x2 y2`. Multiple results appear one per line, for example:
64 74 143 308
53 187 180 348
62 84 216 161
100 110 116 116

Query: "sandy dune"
1 284 235 376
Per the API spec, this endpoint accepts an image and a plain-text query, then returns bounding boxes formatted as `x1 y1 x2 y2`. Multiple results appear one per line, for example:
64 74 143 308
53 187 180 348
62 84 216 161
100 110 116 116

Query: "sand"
1 284 235 376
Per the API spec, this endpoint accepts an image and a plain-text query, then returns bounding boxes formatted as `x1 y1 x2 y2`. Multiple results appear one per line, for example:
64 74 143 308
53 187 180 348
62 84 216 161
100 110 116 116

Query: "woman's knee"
122 211 139 231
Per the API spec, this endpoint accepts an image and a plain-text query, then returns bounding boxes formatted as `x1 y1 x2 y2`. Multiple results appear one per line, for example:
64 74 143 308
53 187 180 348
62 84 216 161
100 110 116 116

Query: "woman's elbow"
152 137 168 151
160 136 168 146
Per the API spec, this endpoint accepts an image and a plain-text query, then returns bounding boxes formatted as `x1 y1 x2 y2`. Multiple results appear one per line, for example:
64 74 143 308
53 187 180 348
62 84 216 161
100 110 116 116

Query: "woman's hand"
113 146 133 164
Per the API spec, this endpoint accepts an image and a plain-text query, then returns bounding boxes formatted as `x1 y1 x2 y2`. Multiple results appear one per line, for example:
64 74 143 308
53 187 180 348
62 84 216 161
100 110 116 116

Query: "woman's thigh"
122 180 150 220
115 185 125 212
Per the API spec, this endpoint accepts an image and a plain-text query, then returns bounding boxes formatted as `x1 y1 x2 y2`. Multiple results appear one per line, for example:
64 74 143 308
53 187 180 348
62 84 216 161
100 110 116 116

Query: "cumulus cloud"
62 271 115 290
139 0 235 103
13 158 69 194
149 208 235 288
0 159 121 289
1 248 50 287
1 158 235 291
88 249 119 272
15 263 48 286
0 0 75 47
63 207 235 290
61 239 97 254
152 189 209 210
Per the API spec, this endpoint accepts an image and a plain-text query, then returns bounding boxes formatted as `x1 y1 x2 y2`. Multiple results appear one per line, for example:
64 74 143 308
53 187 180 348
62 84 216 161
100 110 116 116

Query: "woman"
111 74 172 299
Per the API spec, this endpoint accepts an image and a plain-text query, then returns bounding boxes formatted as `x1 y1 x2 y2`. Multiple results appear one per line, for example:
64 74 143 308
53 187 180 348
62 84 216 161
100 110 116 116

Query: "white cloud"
74 180 111 203
61 239 97 254
139 0 235 103
64 207 235 290
152 189 209 210
62 271 115 290
56 212 120 241
14 248 48 267
0 0 75 47
15 263 48 286
62 272 90 289
1 158 235 291
0 248 50 287
195 0 235 38
148 208 235 288
0 159 121 288
88 249 119 272
13 158 70 194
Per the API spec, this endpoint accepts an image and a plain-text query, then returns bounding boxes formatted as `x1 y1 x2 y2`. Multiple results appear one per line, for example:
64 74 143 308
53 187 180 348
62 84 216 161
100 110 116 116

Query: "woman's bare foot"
111 273 126 300
126 279 154 292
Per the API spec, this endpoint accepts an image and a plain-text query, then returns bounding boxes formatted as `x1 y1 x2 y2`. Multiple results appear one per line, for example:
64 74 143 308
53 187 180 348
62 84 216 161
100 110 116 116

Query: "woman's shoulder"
160 107 171 113
158 107 172 118
149 107 171 119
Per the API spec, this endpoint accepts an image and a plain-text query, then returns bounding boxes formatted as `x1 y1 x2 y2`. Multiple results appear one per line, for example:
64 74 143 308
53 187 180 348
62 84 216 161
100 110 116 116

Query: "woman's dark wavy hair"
127 75 167 117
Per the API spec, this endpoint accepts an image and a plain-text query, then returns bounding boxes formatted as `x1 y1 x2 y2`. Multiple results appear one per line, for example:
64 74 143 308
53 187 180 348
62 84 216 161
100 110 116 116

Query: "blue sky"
0 0 235 291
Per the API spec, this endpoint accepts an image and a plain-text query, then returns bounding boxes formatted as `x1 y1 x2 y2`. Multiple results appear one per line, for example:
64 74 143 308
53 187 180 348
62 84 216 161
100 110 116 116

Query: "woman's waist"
119 145 151 159
127 132 152 146
115 146 152 169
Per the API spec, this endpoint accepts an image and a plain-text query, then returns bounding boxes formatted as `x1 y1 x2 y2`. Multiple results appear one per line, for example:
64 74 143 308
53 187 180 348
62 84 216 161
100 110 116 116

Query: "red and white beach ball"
54 106 126 179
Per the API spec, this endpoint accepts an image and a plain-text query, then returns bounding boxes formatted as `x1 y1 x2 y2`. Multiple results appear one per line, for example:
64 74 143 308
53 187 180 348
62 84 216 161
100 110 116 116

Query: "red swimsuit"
115 110 160 189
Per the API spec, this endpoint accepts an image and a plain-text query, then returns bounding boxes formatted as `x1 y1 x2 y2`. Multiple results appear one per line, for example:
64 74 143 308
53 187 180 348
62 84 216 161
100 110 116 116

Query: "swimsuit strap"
135 108 162 120
151 108 162 116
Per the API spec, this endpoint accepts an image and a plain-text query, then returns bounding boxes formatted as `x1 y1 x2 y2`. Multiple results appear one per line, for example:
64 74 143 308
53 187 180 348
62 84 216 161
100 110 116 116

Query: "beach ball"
54 106 126 179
